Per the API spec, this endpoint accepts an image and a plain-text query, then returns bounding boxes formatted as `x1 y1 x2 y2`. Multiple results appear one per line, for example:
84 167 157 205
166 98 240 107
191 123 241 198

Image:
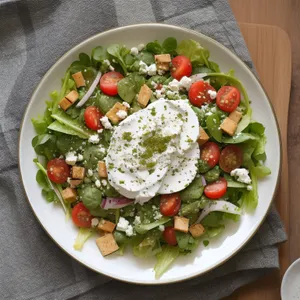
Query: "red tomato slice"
204 177 227 199
84 106 103 131
216 86 240 112
188 81 216 107
72 203 92 228
170 55 192 80
160 193 181 217
219 145 243 173
200 142 220 168
47 159 70 184
163 226 177 246
100 71 124 96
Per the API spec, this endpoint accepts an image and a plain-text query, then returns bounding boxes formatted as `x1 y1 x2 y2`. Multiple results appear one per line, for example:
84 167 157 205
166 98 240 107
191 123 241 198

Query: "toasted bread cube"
98 161 107 178
72 166 85 179
72 71 86 88
155 54 171 63
96 233 119 256
157 62 170 71
65 90 79 104
69 179 82 188
228 110 242 123
61 187 77 203
198 127 209 146
137 84 152 107
174 216 189 233
189 223 205 238
220 117 238 136
106 102 128 124
98 219 116 233
59 97 72 111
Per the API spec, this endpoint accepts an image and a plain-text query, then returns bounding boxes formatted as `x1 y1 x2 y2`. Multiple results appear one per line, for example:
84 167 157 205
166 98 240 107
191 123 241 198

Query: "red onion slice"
76 71 102 107
201 175 207 187
189 73 207 83
101 197 134 210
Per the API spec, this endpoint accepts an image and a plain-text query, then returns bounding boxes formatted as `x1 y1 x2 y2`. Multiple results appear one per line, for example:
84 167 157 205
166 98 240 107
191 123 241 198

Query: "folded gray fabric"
0 0 287 299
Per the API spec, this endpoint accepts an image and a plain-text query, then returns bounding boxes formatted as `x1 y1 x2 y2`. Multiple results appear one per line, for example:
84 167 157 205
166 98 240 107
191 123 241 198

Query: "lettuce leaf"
135 217 170 234
73 228 94 251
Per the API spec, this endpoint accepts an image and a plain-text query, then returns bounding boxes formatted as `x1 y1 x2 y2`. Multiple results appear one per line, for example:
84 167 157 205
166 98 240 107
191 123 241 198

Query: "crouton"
69 179 82 188
155 54 171 63
106 102 128 124
72 71 86 88
59 97 72 111
198 127 209 146
98 219 116 233
174 216 189 233
72 166 85 179
220 117 238 136
65 90 79 104
228 110 242 123
96 233 119 256
189 223 205 238
98 161 107 178
137 84 152 107
61 187 77 203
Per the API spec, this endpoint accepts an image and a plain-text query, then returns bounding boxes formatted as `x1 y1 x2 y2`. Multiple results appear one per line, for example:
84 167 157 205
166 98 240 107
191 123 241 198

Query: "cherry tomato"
84 106 103 130
156 83 163 90
170 55 192 80
163 226 177 246
188 81 216 107
204 177 227 199
216 86 240 112
72 203 92 228
219 145 243 173
160 193 181 217
47 159 70 184
200 142 220 168
100 71 124 96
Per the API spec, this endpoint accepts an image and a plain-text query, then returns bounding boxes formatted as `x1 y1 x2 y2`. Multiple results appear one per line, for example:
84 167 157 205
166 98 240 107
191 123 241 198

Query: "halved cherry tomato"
200 142 220 168
219 145 243 173
170 55 192 80
84 106 103 130
100 71 124 96
163 226 177 246
47 159 70 184
156 83 163 90
160 193 181 217
72 203 92 228
216 86 240 112
188 81 216 107
204 177 227 199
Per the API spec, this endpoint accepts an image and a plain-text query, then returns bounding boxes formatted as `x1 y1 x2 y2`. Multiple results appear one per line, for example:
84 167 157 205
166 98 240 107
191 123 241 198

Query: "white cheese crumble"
122 101 130 108
117 216 133 236
109 65 115 71
151 81 158 88
147 64 157 76
139 61 157 76
116 110 127 120
134 216 141 225
158 225 165 232
130 47 139 56
95 180 101 188
87 169 93 177
137 43 145 51
125 225 134 237
230 168 252 184
247 185 253 191
100 116 113 130
168 79 180 91
208 90 217 99
97 129 103 134
88 134 100 144
153 210 162 220
91 218 99 227
65 152 77 165
77 154 83 161
101 179 107 186
179 76 192 90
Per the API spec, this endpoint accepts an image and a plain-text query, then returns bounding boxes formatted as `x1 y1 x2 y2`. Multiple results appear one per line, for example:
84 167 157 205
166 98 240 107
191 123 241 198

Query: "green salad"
32 37 271 279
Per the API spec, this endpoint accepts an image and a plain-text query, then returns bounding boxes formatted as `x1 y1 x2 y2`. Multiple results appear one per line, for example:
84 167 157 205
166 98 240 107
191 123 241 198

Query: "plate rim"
18 23 282 285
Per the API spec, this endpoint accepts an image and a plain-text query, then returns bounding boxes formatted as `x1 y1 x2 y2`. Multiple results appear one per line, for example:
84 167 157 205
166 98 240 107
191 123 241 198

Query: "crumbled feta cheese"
205 111 213 116
87 169 93 177
65 152 77 165
101 179 107 186
147 63 157 76
100 116 113 130
137 43 145 51
168 79 180 91
95 180 101 188
247 185 253 191
88 134 100 144
155 88 165 99
109 65 115 71
125 225 134 237
117 217 129 232
91 218 99 227
138 61 157 76
158 225 165 232
134 216 141 225
77 154 84 161
97 128 103 134
116 110 127 120
151 81 158 88
130 47 139 56
230 168 252 184
157 69 165 75
208 90 217 99
153 210 162 220
179 76 192 90
122 101 130 109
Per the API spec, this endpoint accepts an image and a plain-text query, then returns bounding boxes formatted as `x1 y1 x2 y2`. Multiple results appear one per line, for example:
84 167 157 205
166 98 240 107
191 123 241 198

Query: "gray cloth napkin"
0 0 287 299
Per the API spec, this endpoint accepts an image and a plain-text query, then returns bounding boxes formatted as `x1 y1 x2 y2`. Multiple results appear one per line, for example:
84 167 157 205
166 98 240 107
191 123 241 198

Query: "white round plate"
281 258 300 299
19 24 280 284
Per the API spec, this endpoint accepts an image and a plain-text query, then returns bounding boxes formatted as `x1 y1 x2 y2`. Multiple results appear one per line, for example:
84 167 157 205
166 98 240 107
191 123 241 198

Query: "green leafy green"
135 217 170 234
222 133 258 144
176 232 199 252
73 228 94 250
32 134 58 160
133 231 162 258
180 177 204 202
204 166 221 183
78 185 102 210
198 159 211 174
107 44 129 74
206 113 222 142
48 121 88 138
